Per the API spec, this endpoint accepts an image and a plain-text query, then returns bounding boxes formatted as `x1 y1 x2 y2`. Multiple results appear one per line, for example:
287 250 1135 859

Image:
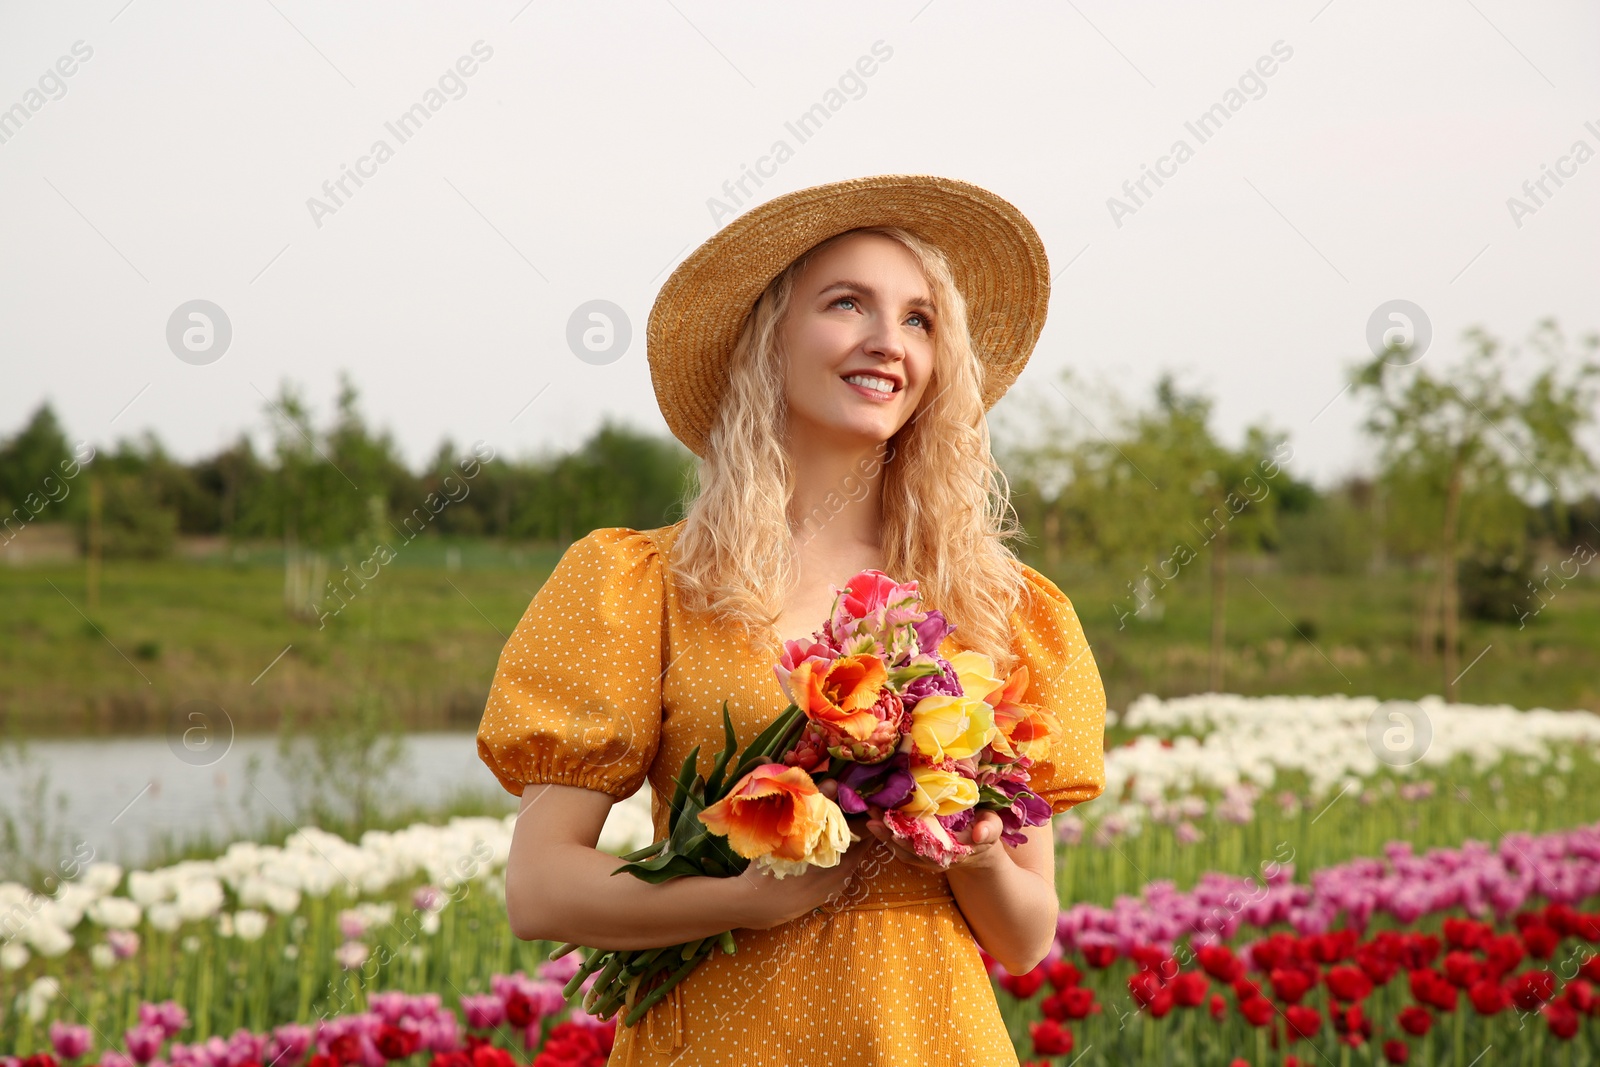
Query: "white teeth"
844 374 895 394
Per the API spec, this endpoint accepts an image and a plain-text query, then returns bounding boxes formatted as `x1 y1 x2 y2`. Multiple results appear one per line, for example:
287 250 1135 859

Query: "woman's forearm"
946 847 1059 975
506 840 749 950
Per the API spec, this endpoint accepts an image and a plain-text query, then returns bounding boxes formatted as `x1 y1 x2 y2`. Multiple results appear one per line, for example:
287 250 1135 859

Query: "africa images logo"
305 41 494 229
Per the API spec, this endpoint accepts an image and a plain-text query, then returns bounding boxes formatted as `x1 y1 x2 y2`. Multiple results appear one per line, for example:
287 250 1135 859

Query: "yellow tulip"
948 650 1003 703
903 764 979 817
908 694 996 761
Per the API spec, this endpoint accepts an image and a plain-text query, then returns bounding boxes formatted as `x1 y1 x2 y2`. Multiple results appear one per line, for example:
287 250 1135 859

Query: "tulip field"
4 693 1599 1065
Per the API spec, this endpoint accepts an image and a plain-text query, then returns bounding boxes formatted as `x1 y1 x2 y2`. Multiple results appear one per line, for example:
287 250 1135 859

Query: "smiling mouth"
841 373 900 396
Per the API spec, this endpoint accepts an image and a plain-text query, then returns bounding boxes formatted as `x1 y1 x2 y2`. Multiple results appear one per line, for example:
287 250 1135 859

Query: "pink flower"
415 1011 459 1054
125 1025 166 1064
334 941 369 970
137 1002 189 1041
49 1022 92 1061
881 807 973 867
459 995 505 1030
107 930 141 960
367 992 408 1025
826 570 926 663
773 637 837 705
337 910 368 941
266 1024 312 1066
536 954 581 985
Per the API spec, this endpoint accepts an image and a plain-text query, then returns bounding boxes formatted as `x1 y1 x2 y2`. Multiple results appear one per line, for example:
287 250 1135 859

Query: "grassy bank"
2 535 1596 738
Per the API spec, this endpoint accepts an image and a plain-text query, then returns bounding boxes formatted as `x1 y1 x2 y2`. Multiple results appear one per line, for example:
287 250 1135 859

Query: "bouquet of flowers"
556 568 1063 1025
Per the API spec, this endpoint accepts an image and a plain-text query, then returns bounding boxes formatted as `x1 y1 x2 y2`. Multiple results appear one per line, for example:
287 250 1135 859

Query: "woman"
476 174 1107 1065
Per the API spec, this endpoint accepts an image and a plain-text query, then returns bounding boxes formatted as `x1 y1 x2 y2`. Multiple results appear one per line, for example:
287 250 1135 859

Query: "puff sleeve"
476 527 665 801
1009 563 1107 816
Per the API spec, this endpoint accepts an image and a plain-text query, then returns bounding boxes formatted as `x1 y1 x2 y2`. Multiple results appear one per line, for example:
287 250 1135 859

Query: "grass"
1044 557 1600 715
1 531 1596 738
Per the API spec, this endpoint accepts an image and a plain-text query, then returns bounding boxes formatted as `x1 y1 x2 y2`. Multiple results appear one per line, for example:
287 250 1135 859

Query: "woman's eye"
830 296 858 311
908 312 932 330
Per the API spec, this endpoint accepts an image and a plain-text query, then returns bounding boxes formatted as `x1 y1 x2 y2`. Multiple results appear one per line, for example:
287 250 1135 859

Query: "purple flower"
902 656 963 705
987 778 1051 846
50 1021 93 1061
914 610 955 656
834 752 915 814
937 808 975 836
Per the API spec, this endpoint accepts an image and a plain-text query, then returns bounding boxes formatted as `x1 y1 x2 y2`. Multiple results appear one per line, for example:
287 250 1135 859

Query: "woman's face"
778 231 936 450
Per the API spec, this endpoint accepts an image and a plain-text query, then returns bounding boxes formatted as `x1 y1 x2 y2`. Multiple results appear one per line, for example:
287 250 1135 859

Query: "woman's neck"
785 433 892 552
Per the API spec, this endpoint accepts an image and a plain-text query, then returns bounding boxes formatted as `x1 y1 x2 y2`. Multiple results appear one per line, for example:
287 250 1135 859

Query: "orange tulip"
987 665 1062 762
697 763 850 873
787 654 889 742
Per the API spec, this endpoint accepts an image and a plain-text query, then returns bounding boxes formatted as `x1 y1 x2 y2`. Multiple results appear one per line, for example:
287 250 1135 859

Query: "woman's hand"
726 832 875 931
862 806 1008 873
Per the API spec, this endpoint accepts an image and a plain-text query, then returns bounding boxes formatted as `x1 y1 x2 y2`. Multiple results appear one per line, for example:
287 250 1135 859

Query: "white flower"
598 795 654 856
22 919 73 958
148 903 183 933
0 942 30 971
128 870 167 908
83 863 125 895
233 910 268 942
87 896 142 930
420 912 440 936
23 976 58 1022
176 878 224 922
91 943 117 969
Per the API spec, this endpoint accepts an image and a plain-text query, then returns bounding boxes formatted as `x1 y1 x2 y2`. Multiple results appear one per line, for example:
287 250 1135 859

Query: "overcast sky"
2 1 1596 489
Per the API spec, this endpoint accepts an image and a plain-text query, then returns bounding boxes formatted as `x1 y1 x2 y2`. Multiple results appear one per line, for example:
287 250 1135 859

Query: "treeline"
999 317 1599 700
3 321 1597 701
0 374 695 556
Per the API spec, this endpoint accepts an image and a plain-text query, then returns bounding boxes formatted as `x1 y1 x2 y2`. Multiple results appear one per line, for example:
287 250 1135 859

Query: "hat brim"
646 174 1050 458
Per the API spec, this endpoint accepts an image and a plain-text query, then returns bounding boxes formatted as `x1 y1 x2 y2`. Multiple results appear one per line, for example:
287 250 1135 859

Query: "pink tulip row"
3 954 609 1067
1055 822 1600 958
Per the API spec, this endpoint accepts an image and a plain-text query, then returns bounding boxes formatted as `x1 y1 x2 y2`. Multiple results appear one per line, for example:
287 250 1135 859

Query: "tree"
251 373 414 619
1351 317 1600 701
0 401 74 516
1002 371 1304 690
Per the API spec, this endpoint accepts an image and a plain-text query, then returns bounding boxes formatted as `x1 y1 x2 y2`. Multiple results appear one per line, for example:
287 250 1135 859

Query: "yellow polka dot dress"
476 520 1107 1066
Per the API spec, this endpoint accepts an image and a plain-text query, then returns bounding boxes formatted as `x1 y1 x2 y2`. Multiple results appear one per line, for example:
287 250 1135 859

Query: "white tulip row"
0 800 656 972
1048 692 1599 842
16 692 1582 969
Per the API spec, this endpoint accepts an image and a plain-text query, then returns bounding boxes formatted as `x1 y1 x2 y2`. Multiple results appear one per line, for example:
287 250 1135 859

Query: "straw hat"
646 173 1051 458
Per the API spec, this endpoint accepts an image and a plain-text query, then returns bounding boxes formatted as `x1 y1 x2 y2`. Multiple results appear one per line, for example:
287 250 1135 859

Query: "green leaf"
977 785 1014 808
666 744 702 833
702 702 740 800
740 704 802 763
614 853 705 884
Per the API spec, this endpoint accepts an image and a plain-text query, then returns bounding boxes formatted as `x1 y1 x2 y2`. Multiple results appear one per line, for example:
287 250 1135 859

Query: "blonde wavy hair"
669 226 1030 675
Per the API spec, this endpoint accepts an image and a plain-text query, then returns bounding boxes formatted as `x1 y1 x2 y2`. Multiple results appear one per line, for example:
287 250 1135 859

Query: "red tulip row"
991 901 1600 1064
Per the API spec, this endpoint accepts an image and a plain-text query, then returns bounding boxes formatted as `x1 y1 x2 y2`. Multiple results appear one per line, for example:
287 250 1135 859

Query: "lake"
0 731 651 875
